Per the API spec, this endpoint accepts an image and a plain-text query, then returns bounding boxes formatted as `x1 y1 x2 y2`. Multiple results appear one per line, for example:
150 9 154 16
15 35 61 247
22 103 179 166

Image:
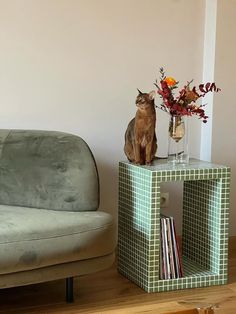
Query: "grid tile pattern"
118 159 230 292
118 163 160 291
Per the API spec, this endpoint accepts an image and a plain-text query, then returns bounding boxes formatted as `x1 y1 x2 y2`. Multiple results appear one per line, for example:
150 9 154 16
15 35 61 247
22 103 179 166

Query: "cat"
124 90 157 165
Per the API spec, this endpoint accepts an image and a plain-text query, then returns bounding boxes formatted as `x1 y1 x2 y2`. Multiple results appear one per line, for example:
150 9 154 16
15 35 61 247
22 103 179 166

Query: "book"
160 218 165 279
170 216 180 277
166 217 176 278
171 216 183 277
160 217 169 279
160 215 183 279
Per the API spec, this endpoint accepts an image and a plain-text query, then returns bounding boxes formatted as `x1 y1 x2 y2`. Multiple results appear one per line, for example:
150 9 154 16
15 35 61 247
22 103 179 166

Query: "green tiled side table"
118 159 230 292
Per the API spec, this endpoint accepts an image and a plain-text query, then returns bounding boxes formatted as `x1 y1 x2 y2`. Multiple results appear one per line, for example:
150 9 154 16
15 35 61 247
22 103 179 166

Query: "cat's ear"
149 90 156 100
137 88 143 95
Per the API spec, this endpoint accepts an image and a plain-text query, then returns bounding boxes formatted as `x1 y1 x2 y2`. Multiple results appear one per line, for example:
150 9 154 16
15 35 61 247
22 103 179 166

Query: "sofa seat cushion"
0 205 115 275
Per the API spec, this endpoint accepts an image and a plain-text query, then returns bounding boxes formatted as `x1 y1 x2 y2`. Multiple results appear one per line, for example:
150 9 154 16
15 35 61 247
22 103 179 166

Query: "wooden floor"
0 238 236 314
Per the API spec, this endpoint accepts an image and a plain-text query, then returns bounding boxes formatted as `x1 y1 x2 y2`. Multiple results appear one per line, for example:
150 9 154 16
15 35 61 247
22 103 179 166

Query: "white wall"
212 0 236 236
0 0 204 226
200 0 217 161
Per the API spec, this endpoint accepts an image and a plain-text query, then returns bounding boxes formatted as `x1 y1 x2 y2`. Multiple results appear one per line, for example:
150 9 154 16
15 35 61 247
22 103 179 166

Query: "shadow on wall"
96 159 119 220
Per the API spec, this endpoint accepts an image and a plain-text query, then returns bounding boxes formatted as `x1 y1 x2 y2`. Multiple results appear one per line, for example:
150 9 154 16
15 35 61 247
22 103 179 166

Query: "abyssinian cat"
124 90 157 165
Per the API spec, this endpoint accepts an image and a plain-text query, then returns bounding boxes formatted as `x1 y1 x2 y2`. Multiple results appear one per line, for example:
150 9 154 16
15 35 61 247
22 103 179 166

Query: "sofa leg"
66 277 74 303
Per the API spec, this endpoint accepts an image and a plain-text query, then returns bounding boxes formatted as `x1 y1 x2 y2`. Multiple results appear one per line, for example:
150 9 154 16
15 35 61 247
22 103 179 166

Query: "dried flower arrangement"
154 67 221 123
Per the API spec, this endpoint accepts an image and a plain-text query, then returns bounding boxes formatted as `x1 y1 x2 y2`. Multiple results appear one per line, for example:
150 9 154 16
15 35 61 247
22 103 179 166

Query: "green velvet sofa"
0 129 116 302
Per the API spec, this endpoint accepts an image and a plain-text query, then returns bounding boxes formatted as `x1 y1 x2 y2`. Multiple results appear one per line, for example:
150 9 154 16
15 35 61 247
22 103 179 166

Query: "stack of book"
159 214 183 280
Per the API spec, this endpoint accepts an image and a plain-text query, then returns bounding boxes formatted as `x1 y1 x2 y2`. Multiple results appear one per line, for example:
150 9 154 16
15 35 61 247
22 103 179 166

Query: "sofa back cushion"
0 130 99 211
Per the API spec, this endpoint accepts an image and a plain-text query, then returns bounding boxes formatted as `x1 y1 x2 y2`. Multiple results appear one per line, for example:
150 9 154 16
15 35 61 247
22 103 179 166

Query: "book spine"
163 218 171 279
170 216 179 278
172 217 183 277
166 217 176 279
159 218 164 279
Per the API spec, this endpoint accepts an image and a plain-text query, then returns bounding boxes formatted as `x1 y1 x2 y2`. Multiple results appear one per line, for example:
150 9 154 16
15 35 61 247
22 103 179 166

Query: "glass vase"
167 115 189 165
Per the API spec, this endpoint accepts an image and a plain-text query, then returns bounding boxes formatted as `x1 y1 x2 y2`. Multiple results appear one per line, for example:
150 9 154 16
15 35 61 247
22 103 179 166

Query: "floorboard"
0 238 236 314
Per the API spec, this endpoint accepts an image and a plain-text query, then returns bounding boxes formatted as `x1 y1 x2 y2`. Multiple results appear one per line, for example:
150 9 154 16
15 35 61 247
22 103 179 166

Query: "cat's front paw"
145 159 153 166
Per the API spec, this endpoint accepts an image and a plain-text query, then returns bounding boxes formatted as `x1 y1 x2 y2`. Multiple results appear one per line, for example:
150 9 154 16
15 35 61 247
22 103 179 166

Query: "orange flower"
164 76 177 87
